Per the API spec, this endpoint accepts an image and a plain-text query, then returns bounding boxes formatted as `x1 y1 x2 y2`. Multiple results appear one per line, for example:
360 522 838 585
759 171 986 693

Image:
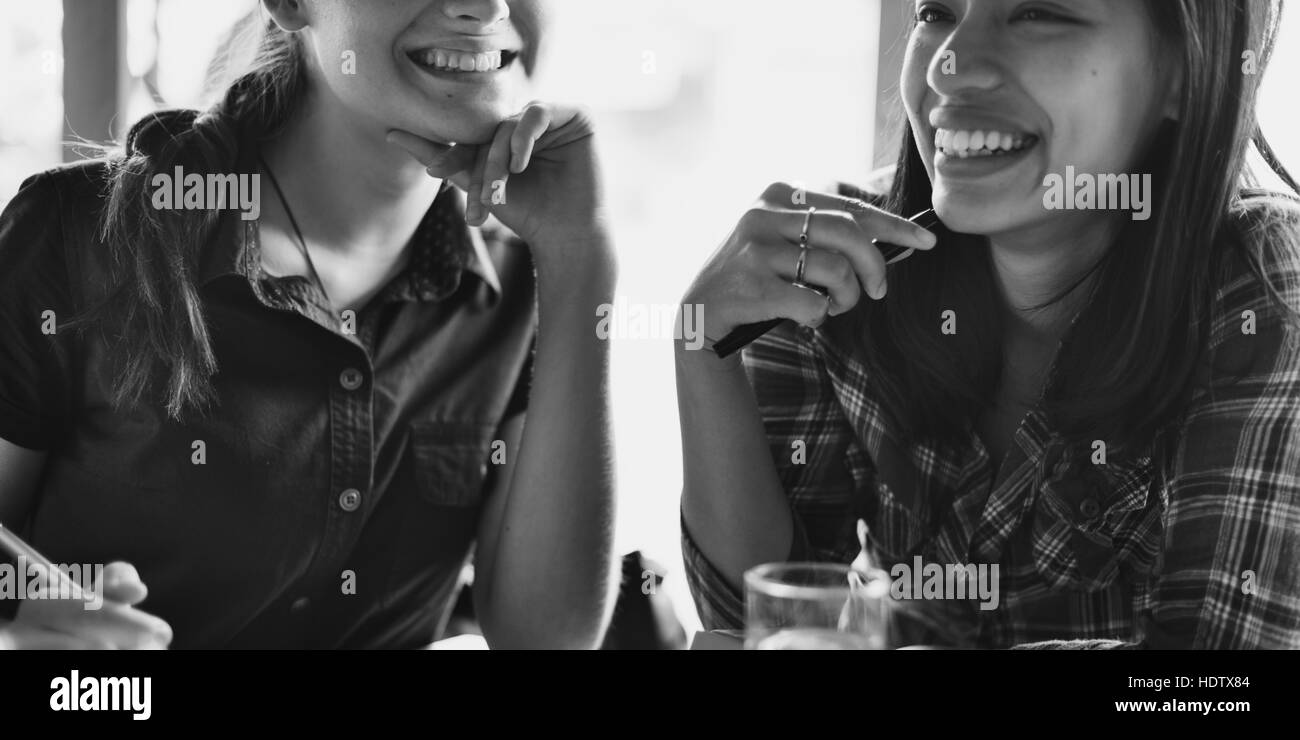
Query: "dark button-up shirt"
0 153 536 648
684 195 1300 649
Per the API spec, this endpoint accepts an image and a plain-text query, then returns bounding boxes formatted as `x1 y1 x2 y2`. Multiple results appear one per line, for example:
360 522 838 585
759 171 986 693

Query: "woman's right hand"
0 561 173 649
682 182 938 347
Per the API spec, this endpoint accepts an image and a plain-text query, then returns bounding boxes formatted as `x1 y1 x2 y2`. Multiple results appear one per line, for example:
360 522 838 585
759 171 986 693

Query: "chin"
451 108 514 145
407 102 516 146
932 193 1029 237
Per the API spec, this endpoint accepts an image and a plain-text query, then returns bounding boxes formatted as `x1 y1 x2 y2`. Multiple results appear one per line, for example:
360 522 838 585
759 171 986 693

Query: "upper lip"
928 107 1037 136
406 39 520 55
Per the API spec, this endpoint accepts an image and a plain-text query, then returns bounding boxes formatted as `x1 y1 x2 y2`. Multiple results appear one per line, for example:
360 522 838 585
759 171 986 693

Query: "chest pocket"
1028 442 1163 591
409 420 497 507
380 420 498 610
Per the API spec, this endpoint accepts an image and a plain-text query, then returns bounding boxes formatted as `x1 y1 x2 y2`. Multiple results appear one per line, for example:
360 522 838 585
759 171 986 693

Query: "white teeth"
415 48 505 72
934 127 1035 157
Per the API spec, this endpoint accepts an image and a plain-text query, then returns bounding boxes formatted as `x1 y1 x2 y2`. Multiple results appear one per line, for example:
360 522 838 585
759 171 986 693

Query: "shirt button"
1079 497 1102 519
339 367 364 391
290 597 310 613
339 488 362 512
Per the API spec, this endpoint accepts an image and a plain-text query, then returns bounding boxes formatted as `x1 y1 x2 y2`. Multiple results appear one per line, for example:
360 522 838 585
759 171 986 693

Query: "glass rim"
744 561 858 600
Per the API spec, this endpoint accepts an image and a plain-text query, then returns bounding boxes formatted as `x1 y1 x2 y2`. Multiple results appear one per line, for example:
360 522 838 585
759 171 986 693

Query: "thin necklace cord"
257 152 333 311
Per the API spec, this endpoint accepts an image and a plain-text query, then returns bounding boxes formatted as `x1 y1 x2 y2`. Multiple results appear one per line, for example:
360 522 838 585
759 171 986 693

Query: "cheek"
1030 50 1161 172
899 38 932 120
311 26 392 97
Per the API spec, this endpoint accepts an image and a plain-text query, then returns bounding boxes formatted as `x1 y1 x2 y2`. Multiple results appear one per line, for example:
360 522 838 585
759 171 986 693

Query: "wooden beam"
61 0 128 159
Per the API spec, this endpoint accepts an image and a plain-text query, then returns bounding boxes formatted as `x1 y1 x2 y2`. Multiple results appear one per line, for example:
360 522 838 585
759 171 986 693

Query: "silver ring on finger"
794 206 816 285
799 206 817 249
795 246 810 285
791 279 831 299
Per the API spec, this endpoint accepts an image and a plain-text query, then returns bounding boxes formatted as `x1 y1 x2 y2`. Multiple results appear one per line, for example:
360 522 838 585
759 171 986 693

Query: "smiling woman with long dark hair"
679 0 1300 648
0 0 616 649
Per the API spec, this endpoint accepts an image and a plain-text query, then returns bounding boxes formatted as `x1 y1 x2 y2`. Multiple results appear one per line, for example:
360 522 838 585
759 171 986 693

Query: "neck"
259 87 443 258
986 213 1116 344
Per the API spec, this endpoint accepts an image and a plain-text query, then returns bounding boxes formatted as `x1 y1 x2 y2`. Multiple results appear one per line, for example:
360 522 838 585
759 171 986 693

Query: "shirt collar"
197 146 501 304
381 182 503 303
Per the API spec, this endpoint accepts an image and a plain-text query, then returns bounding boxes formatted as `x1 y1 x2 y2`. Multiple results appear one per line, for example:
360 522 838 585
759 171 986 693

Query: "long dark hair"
65 18 306 420
850 0 1300 454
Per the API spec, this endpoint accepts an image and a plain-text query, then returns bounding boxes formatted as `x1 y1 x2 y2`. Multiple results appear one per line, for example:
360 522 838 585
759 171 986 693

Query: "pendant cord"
257 152 332 311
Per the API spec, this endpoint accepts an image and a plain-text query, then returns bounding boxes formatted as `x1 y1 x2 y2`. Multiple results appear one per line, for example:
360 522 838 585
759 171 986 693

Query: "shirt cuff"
680 507 818 631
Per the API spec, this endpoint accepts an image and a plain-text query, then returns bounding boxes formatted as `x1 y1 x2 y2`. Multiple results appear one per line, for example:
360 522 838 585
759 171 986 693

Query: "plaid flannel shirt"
683 213 1300 649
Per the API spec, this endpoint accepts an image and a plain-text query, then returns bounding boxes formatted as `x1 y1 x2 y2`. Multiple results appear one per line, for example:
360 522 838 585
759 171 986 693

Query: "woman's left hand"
387 102 607 263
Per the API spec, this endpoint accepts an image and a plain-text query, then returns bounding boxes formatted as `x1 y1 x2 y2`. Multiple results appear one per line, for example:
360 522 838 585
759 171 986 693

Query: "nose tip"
443 0 510 26
927 41 1002 98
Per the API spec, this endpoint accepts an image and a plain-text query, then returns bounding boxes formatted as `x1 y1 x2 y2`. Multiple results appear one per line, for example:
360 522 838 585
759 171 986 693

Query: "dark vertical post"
61 0 128 160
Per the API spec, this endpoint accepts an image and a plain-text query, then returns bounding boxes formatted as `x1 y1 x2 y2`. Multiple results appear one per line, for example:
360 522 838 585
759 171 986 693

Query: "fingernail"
919 229 938 247
874 279 888 300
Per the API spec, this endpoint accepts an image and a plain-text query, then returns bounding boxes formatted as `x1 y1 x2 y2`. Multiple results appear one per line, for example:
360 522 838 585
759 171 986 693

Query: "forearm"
478 239 618 649
676 340 793 593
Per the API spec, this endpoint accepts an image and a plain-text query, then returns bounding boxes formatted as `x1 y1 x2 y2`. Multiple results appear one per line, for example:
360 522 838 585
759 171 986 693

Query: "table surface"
689 630 745 650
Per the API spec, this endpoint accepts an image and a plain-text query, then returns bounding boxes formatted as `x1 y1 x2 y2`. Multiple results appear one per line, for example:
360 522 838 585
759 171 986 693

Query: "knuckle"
760 181 793 202
738 207 768 232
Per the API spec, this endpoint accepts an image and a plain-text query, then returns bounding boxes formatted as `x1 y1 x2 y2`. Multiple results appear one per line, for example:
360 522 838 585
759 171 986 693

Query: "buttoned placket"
967 303 1089 550
238 229 390 612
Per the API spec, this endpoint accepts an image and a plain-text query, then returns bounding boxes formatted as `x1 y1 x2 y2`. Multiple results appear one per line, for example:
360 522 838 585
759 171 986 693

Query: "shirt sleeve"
502 332 534 421
0 172 77 451
681 321 864 630
1136 271 1300 649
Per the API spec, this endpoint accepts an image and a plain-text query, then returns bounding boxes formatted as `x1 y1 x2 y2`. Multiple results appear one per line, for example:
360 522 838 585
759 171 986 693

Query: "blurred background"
1 0 1297 639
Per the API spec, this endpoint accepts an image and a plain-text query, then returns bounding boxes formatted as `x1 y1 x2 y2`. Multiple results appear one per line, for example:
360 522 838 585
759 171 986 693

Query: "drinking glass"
744 562 890 650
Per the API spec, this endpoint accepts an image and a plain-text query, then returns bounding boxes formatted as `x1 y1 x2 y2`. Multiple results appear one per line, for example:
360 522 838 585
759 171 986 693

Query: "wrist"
676 334 745 374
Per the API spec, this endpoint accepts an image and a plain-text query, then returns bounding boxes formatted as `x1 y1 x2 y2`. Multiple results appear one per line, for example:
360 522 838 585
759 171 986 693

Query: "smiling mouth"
934 127 1039 158
407 47 520 73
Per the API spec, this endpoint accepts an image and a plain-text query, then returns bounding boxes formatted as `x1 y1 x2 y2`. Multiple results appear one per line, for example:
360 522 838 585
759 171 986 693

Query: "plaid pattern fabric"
684 239 1300 649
